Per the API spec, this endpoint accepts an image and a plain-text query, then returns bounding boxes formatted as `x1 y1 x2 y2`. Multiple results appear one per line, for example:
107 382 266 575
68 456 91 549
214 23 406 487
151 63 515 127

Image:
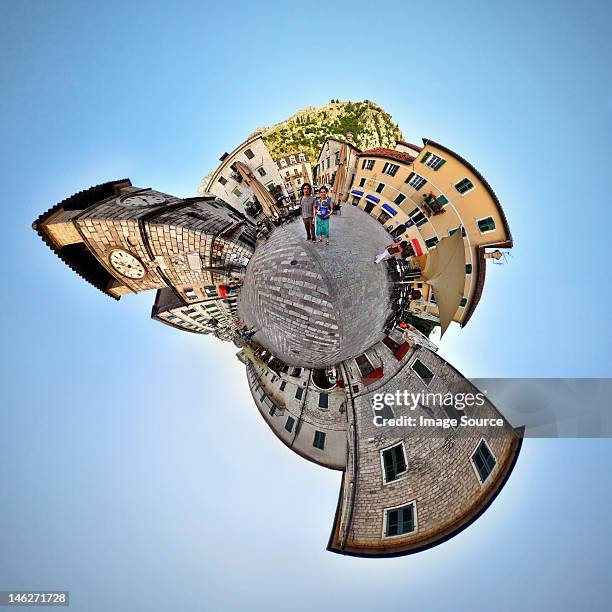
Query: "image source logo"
32 99 522 557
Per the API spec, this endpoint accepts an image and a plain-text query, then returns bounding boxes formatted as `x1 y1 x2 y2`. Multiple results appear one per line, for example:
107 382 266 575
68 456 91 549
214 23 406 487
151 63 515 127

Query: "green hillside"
260 100 404 162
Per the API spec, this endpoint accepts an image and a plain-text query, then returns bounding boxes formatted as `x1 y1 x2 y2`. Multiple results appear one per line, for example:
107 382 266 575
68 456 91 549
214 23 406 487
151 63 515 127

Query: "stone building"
33 179 255 340
199 132 287 217
276 152 313 198
238 329 522 557
348 140 513 329
233 204 522 556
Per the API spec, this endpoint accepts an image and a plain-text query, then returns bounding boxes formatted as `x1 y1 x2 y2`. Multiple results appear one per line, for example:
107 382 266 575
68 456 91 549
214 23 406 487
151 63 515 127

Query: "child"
315 187 333 245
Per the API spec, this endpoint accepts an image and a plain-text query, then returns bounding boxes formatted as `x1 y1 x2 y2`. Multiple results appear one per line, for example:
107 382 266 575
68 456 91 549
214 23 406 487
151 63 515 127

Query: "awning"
411 239 423 256
382 204 397 216
366 194 380 203
351 189 364 196
421 230 466 337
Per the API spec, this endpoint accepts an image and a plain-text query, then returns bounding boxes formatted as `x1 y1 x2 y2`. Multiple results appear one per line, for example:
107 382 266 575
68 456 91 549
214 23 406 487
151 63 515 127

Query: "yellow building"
349 140 512 329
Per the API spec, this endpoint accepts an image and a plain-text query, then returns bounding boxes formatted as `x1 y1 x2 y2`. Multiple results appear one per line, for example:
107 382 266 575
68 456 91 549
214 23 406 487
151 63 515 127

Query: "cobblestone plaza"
238 205 393 368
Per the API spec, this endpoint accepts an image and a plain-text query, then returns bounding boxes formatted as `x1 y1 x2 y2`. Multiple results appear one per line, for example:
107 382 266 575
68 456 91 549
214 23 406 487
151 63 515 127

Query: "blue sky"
1 0 611 610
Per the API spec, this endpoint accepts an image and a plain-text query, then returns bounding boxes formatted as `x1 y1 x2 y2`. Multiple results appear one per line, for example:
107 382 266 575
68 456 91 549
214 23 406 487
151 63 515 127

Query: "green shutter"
421 152 431 164
466 264 472 274
434 159 446 171
436 195 448 206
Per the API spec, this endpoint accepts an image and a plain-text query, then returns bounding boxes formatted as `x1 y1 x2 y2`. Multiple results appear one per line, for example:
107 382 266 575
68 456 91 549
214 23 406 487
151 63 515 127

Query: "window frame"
454 177 475 195
313 430 326 450
406 172 427 191
477 216 497 234
382 162 400 177
411 358 435 386
380 441 408 484
470 439 497 485
382 500 417 538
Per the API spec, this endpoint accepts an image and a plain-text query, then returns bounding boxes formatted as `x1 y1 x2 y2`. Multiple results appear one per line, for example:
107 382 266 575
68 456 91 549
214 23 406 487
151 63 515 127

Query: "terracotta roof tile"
358 147 416 164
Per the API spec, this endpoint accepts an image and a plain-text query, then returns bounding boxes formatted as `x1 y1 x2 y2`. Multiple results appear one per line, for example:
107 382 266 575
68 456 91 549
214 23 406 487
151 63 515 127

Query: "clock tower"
33 179 256 304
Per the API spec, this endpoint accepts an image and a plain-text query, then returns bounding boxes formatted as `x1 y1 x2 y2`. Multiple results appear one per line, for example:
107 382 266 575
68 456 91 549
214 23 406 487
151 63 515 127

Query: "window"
382 335 401 354
285 416 295 432
425 237 439 249
372 399 394 420
232 187 242 197
460 297 467 307
478 217 496 233
385 503 416 537
449 226 466 238
334 151 340 165
299 153 306 162
295 387 304 400
355 354 375 377
269 404 276 417
280 381 286 391
455 178 474 195
318 393 329 409
411 359 434 385
472 440 497 483
408 208 427 227
466 264 472 274
313 431 326 450
406 172 427 190
290 155 296 164
436 195 448 206
376 182 385 194
359 178 366 187
394 193 406 205
244 148 255 160
420 152 446 170
362 159 375 170
382 162 399 176
218 176 227 186
382 443 407 483
257 167 266 177
291 367 302 377
280 159 287 167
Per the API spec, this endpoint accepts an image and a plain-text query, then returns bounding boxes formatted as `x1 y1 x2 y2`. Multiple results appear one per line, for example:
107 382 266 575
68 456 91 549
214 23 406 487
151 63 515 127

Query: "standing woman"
315 186 333 245
298 183 316 241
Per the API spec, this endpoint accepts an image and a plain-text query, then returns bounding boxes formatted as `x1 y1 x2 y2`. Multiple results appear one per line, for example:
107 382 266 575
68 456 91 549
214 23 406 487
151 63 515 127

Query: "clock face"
120 193 166 207
109 250 146 280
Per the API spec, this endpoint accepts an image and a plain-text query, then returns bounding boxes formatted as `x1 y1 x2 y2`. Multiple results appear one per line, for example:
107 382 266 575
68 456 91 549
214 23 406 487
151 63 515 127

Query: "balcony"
422 192 446 217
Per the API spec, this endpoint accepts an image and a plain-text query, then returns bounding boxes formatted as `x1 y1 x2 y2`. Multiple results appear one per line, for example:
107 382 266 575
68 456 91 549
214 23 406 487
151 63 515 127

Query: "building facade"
348 140 513 328
313 137 361 191
199 132 287 217
33 179 256 340
276 152 313 198
238 332 522 557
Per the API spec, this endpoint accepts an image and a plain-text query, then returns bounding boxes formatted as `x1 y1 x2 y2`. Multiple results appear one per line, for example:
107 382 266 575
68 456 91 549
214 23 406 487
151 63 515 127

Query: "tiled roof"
358 147 416 164
32 179 132 300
